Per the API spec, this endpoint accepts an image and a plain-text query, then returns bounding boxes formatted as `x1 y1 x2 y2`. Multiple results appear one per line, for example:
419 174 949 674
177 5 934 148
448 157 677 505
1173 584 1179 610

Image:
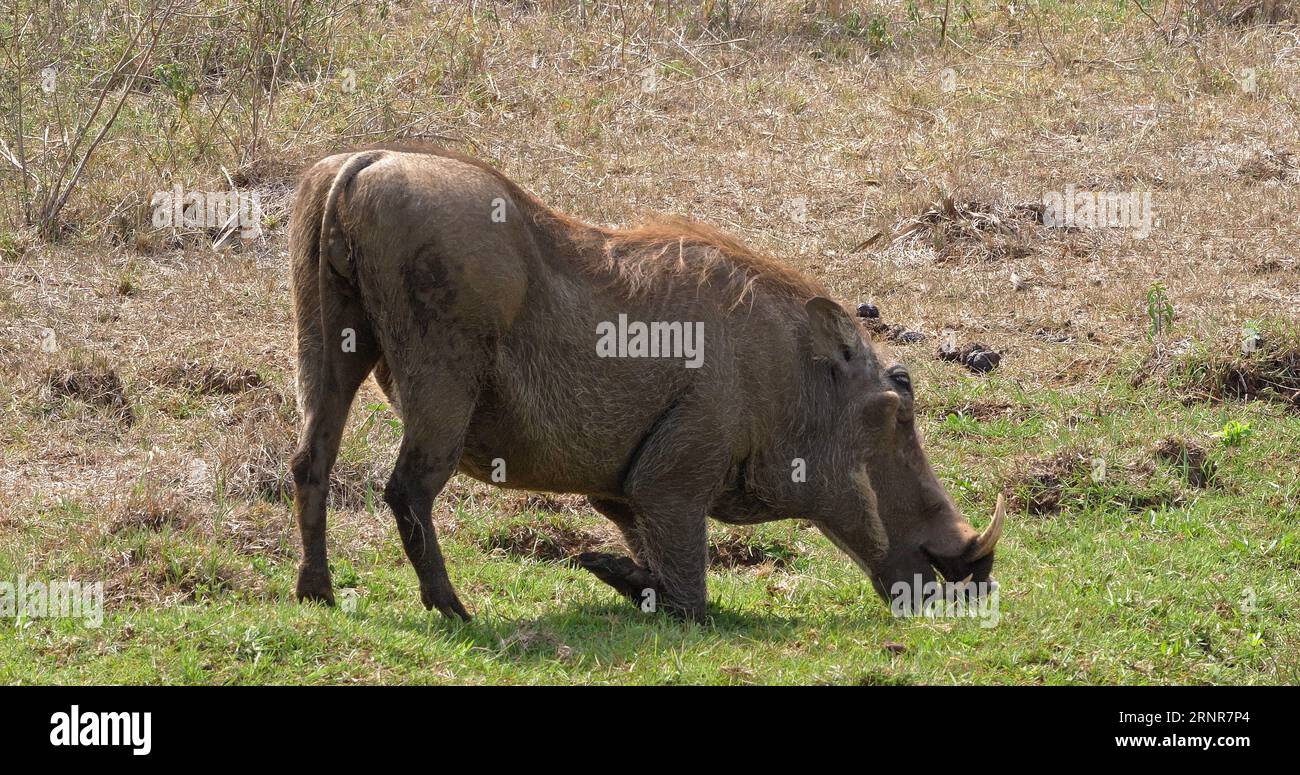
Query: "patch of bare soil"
1153 437 1217 489
41 362 133 426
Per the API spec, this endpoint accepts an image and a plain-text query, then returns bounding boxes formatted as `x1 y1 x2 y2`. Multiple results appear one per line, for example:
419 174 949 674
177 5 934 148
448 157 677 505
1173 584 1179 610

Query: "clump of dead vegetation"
710 529 797 569
1236 148 1297 182
481 518 611 563
1140 319 1300 411
41 358 134 426
889 195 1043 262
155 359 264 395
1007 446 1185 516
479 516 800 571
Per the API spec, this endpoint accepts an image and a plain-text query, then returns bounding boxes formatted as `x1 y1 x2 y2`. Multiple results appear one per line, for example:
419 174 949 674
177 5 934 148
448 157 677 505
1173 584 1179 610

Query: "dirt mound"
1007 447 1182 516
1142 322 1300 411
709 532 795 569
1008 448 1089 515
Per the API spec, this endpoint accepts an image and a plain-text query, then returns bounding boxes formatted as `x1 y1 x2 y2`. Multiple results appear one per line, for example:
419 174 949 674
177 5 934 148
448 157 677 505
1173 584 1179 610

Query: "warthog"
288 142 1003 621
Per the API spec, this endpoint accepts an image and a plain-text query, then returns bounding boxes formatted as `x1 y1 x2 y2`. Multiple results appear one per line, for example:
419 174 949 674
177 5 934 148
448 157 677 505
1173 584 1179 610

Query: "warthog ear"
805 296 864 363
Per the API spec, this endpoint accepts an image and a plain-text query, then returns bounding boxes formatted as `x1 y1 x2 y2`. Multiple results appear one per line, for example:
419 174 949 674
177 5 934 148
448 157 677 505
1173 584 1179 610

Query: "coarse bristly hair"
317 140 829 312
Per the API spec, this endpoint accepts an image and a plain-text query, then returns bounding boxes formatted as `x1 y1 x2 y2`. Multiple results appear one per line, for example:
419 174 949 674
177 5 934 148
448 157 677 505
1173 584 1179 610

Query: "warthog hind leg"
384 439 471 620
372 308 487 620
291 275 379 606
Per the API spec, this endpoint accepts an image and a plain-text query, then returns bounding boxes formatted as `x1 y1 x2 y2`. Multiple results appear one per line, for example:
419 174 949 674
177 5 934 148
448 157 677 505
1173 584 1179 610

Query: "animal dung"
855 302 926 344
890 329 927 344
938 341 1002 374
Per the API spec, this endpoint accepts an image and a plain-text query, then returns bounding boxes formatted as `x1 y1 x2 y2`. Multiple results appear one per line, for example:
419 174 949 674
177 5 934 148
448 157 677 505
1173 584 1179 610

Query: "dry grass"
3 1 1295 507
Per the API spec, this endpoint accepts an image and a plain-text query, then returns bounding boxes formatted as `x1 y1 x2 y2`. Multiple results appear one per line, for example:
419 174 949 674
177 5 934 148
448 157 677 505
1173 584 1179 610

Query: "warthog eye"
888 367 912 392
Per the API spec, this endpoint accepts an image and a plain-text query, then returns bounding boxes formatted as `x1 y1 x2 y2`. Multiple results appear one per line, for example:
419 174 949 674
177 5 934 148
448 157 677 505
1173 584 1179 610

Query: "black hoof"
296 567 335 606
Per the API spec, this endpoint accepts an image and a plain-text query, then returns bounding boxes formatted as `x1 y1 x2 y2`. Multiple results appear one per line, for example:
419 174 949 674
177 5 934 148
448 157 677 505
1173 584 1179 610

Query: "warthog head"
802 298 1003 606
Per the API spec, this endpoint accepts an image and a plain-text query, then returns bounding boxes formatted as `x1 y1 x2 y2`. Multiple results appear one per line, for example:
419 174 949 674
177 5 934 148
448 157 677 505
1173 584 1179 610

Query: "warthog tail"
319 150 385 284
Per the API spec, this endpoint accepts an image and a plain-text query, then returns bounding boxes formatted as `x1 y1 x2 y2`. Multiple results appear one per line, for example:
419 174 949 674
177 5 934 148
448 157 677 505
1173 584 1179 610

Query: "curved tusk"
966 494 1006 561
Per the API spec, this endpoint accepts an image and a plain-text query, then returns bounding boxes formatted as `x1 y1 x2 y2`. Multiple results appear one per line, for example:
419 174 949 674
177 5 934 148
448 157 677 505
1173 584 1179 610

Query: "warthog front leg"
573 552 657 606
579 496 705 619
580 498 659 609
577 406 728 621
587 497 645 563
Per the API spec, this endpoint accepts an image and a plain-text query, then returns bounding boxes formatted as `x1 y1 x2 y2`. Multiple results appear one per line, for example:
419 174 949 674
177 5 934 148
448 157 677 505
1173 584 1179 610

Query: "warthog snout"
921 494 1004 586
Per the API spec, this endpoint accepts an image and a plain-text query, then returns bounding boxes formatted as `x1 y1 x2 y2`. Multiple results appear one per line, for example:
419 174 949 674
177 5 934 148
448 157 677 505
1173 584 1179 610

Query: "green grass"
3 372 1296 685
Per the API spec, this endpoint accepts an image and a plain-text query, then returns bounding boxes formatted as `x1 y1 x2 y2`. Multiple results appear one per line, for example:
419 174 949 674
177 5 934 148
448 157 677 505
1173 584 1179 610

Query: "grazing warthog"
288 142 1003 621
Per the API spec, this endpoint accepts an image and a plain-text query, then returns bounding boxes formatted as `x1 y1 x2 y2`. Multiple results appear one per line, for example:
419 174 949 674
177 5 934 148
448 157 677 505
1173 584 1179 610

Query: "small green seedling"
1217 420 1253 448
1145 282 1174 341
